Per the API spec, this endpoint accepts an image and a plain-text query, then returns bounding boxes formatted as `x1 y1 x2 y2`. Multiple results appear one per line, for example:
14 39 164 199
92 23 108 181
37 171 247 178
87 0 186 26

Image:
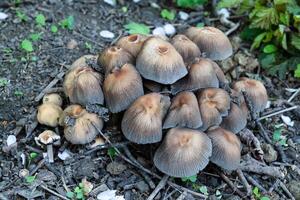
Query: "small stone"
261 143 278 163
67 39 78 49
19 169 29 178
281 115 294 127
106 161 127 175
97 190 124 200
104 0 116 6
58 150 71 161
100 30 115 39
135 181 149 193
0 12 8 20
179 11 189 20
163 24 176 36
287 180 300 199
133 0 141 2
152 27 165 37
7 135 16 146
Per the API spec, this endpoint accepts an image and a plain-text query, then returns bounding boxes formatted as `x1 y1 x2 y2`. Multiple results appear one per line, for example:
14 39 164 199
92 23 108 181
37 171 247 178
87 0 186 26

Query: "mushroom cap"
116 34 148 57
171 58 219 94
185 26 233 60
121 93 171 144
163 91 202 129
103 63 144 113
232 77 268 113
154 128 212 177
63 66 104 106
43 93 63 107
136 37 188 84
59 104 85 126
98 46 134 75
36 130 60 145
207 127 241 170
171 34 201 64
71 55 98 69
209 60 227 85
220 102 247 134
197 88 231 130
37 103 63 127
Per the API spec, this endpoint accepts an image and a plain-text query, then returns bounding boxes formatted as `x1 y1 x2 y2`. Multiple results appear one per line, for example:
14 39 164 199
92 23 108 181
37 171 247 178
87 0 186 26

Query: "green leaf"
196 22 205 27
294 64 300 78
51 25 58 33
121 6 128 13
260 197 270 200
217 0 242 9
215 190 222 199
251 32 267 50
176 0 207 8
74 186 81 193
240 27 263 41
85 42 92 50
107 147 117 159
253 187 260 198
282 33 287 50
76 191 84 199
181 175 197 183
66 191 74 198
273 128 282 142
0 78 9 87
25 175 36 183
21 39 33 52
35 14 46 26
259 53 276 69
30 152 38 159
250 7 279 30
199 186 209 195
16 10 28 22
291 34 300 50
14 90 24 97
161 9 175 20
124 22 150 35
263 44 277 54
59 16 75 30
30 33 42 41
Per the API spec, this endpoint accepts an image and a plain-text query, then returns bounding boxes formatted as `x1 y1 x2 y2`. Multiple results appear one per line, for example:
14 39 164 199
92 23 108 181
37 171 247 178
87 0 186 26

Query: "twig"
225 22 240 36
29 158 46 176
236 169 252 196
258 105 298 121
217 171 246 198
244 173 267 193
238 128 263 161
287 88 300 102
278 180 295 200
176 191 187 200
268 179 279 193
40 184 69 200
84 141 130 155
147 175 169 200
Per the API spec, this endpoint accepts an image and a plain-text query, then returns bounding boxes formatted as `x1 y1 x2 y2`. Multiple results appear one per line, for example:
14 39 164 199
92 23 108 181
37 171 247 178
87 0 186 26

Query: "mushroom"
171 58 219 94
232 77 268 113
154 128 212 177
63 66 104 106
98 46 134 75
185 26 233 60
136 37 188 84
121 93 171 144
60 105 104 144
37 103 63 127
35 130 61 163
220 102 247 134
103 63 144 113
71 55 98 69
43 93 63 107
163 91 202 129
116 34 148 57
209 60 227 85
170 34 201 64
197 88 231 131
207 127 241 170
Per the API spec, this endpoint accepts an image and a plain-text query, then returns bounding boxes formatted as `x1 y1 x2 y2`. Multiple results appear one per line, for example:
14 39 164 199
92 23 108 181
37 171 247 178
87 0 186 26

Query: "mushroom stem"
47 144 54 163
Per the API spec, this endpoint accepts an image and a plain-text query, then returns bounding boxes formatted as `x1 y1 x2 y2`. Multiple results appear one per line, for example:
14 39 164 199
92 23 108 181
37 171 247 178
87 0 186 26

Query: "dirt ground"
0 0 300 200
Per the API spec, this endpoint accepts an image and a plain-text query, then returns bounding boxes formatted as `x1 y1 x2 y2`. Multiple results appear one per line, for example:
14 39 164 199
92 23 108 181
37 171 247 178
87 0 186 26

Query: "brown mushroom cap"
154 128 212 177
207 127 241 170
220 102 247 134
136 37 188 84
59 104 84 126
209 60 227 85
121 93 171 144
36 130 60 145
63 66 104 106
163 91 202 129
71 55 98 69
171 58 219 94
197 88 231 130
116 34 148 57
43 93 63 107
232 77 268 113
103 63 144 113
37 103 63 127
171 34 201 64
185 26 233 60
98 46 134 75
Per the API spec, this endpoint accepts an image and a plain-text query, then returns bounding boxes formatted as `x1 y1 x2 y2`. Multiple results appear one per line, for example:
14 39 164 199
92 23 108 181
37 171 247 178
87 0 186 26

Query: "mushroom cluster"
38 26 269 176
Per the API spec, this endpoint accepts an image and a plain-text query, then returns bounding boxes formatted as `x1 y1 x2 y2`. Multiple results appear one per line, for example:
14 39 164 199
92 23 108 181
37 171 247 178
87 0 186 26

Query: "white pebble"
281 115 294 127
179 11 189 20
97 190 125 200
100 30 115 39
133 0 141 3
43 152 48 158
7 135 16 146
104 0 116 6
265 101 271 109
58 150 71 160
0 12 8 20
152 27 166 37
20 153 26 166
163 24 176 36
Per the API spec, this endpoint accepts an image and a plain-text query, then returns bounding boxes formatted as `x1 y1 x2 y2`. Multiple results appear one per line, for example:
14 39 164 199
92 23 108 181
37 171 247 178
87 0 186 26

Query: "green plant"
124 22 150 35
66 182 87 200
273 126 288 146
181 175 197 183
20 39 33 52
35 13 46 26
16 10 28 22
176 0 207 8
161 9 176 20
0 78 9 87
14 90 24 97
29 33 42 41
25 175 36 184
85 42 92 50
59 16 75 30
51 24 58 33
252 187 270 200
107 147 117 159
219 0 300 79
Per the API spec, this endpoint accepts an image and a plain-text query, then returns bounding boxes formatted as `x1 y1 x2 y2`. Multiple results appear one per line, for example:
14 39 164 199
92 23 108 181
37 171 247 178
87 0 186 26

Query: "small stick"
217 171 246 198
147 175 169 200
240 163 284 178
40 184 69 200
225 22 240 36
244 174 267 193
25 145 43 154
176 191 188 200
236 169 252 196
288 88 300 102
238 129 263 160
258 105 298 121
268 179 279 193
29 158 46 176
278 180 295 200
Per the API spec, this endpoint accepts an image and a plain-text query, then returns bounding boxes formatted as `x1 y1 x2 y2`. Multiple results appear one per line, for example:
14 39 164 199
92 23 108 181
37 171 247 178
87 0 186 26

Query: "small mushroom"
185 26 233 60
232 77 268 113
197 88 231 131
154 128 212 177
220 102 247 134
37 103 63 127
207 127 241 170
136 37 188 84
163 91 202 129
98 46 134 75
71 55 98 69
35 130 61 163
103 63 144 113
121 93 170 144
171 58 219 94
63 66 104 106
43 93 63 107
171 34 201 64
116 34 148 57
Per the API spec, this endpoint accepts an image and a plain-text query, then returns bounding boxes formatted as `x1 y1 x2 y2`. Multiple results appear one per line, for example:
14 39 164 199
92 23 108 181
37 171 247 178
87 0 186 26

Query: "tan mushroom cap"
43 93 63 107
71 55 98 69
154 128 212 177
209 60 227 85
59 104 84 126
37 103 63 127
220 102 247 134
98 46 134 75
171 58 219 94
171 34 201 64
63 66 104 106
232 77 268 113
116 34 148 57
121 93 170 144
207 127 241 170
185 26 233 60
197 88 231 130
163 91 202 129
136 37 188 84
103 63 144 113
36 130 60 145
